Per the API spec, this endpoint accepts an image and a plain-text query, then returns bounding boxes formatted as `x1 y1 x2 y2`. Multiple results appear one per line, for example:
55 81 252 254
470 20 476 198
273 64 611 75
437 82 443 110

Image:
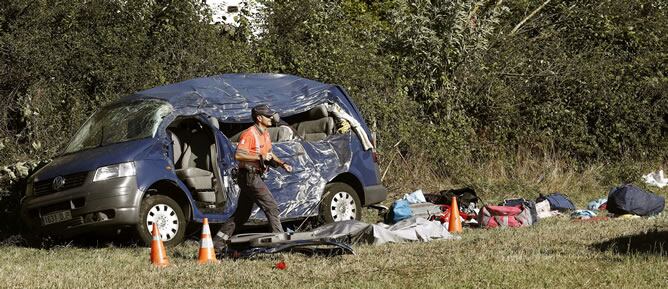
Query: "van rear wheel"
320 182 362 223
136 195 186 247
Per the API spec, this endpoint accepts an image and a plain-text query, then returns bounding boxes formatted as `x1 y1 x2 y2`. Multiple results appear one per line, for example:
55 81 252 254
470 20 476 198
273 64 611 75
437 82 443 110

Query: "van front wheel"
136 195 186 247
320 182 362 223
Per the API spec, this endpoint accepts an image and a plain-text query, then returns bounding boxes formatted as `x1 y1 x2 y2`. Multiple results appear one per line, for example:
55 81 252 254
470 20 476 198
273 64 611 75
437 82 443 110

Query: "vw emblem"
52 176 66 191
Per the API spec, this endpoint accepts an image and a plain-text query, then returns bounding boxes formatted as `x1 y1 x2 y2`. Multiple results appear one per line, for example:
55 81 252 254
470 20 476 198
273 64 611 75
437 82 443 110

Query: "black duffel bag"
607 184 665 216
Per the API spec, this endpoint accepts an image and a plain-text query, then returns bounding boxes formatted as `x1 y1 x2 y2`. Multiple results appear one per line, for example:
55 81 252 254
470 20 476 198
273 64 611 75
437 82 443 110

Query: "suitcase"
408 202 444 220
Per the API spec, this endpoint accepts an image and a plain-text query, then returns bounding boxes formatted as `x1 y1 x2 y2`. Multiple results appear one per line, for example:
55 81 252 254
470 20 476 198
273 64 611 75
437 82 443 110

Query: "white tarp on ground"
642 170 668 188
310 217 460 245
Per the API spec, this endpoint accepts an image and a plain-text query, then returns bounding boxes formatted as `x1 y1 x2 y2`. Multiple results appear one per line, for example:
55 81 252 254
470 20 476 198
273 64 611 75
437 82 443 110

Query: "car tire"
136 195 186 247
320 182 362 223
21 231 45 248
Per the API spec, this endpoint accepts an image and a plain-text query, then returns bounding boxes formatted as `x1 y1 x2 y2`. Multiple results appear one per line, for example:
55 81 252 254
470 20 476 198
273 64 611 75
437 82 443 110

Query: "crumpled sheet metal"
120 74 366 222
123 73 374 149
125 74 333 123
249 134 354 221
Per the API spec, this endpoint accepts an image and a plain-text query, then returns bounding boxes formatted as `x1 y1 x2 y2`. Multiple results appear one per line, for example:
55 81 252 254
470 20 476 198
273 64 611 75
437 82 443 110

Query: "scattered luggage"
387 182 665 232
386 198 445 224
500 198 539 225
386 200 413 224
432 205 477 223
403 189 427 204
536 192 576 211
478 205 524 228
587 198 607 211
424 187 480 224
425 187 478 210
409 202 444 220
535 199 560 219
606 184 665 216
570 210 597 219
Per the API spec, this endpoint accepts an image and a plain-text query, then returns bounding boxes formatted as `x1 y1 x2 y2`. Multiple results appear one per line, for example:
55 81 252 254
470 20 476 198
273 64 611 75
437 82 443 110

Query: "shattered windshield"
63 100 173 154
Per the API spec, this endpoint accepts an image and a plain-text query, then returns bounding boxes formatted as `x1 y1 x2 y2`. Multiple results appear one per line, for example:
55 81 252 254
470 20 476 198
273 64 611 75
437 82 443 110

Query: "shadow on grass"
592 229 668 256
2 222 311 250
1 231 142 249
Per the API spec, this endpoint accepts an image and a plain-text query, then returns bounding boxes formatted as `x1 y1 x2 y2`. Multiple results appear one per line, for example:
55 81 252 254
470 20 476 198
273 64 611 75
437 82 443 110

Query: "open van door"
199 122 240 223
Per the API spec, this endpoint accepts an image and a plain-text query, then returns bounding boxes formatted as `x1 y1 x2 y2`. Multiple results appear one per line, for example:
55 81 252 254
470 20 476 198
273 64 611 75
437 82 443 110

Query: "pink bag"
478 205 525 228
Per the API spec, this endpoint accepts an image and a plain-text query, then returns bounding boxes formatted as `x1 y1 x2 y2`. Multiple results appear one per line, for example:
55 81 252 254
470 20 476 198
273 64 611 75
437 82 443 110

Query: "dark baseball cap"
251 104 276 117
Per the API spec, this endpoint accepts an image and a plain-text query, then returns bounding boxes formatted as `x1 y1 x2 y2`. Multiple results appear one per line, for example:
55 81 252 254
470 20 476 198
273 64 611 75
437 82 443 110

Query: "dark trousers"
218 170 284 238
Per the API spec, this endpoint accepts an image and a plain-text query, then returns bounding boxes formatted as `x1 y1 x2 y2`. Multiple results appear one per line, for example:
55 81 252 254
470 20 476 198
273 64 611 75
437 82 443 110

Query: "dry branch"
510 0 551 35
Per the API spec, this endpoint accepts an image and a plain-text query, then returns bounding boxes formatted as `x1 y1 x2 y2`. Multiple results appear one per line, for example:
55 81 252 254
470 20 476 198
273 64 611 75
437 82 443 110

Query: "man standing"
215 104 292 250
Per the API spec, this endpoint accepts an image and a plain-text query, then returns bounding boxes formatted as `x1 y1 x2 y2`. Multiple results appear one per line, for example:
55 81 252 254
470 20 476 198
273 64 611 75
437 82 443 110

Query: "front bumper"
20 176 141 237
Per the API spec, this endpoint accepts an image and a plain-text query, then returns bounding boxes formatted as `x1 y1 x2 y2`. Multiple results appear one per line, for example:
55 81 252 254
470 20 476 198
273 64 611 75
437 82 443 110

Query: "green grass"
0 212 665 288
1 155 666 288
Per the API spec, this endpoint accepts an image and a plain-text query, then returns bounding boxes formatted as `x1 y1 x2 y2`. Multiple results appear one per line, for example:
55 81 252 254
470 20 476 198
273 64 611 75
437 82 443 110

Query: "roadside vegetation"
0 0 666 286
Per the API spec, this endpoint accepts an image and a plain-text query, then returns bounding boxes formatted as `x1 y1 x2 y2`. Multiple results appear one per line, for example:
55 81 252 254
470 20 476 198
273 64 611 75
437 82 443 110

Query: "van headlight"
93 162 136 182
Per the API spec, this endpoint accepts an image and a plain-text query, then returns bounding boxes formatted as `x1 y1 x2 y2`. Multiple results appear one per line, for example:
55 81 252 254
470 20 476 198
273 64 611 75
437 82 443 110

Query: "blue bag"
386 200 413 224
537 192 576 211
607 184 665 216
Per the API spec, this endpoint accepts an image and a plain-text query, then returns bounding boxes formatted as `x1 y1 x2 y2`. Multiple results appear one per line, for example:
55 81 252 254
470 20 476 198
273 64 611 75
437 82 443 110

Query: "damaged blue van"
20 74 386 246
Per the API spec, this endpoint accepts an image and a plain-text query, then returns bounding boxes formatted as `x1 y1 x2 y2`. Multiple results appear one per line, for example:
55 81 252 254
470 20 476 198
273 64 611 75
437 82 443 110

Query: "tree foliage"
0 0 666 168
0 0 666 238
459 0 667 160
0 0 253 162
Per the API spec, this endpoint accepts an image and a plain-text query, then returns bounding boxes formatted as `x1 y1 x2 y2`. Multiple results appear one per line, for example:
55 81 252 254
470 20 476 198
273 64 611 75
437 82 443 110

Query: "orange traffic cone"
448 196 463 233
150 223 170 267
198 218 219 264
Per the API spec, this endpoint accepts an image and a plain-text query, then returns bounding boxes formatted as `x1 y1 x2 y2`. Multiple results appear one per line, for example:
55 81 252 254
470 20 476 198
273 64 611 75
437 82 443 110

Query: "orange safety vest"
237 125 272 162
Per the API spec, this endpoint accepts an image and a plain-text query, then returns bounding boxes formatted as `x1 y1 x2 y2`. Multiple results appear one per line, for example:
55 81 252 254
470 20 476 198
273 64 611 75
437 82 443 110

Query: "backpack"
607 184 665 216
385 200 413 224
536 192 576 211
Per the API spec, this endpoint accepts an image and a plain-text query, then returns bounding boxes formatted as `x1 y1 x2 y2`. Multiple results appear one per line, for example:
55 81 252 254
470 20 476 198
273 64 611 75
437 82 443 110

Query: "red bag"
478 205 525 228
431 204 476 223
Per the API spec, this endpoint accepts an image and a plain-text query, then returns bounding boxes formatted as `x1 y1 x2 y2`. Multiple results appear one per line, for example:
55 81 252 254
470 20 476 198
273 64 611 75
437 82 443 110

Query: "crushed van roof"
123 74 336 121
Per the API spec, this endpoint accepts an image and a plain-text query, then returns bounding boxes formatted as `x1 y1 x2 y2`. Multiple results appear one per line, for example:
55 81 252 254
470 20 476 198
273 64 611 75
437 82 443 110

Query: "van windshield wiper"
97 126 106 148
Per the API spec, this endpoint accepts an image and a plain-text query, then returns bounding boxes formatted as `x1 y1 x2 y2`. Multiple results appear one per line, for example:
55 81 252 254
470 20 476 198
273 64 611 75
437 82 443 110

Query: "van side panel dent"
247 134 354 222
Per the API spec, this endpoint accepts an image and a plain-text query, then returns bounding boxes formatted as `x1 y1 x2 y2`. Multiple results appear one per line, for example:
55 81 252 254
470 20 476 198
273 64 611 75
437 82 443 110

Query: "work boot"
213 236 226 250
213 235 228 258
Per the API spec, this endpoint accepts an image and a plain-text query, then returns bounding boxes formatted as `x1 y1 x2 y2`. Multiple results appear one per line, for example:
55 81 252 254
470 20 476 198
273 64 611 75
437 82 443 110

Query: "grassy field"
0 209 665 288
1 156 666 288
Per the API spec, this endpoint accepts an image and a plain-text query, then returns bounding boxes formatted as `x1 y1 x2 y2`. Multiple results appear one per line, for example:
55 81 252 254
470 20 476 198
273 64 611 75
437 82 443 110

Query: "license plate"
41 210 72 226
